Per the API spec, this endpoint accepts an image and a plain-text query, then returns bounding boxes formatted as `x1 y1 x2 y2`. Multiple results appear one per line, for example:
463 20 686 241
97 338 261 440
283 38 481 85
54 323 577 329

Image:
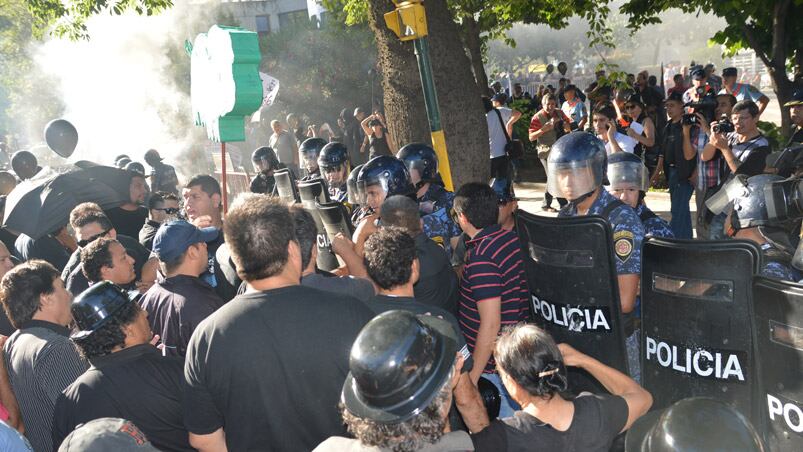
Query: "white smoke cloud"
34 0 224 173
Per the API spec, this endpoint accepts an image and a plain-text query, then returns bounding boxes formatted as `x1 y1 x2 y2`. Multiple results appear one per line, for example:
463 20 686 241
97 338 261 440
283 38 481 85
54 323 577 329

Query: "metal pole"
413 37 453 191
221 142 228 214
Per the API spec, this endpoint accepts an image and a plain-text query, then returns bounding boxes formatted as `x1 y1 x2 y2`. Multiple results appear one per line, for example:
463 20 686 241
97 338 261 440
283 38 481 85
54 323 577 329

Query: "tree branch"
740 22 773 70
770 0 791 67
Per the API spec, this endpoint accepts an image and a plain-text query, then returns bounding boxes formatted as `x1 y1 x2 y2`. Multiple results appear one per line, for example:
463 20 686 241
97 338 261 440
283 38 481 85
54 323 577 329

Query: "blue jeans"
483 373 520 419
668 168 694 239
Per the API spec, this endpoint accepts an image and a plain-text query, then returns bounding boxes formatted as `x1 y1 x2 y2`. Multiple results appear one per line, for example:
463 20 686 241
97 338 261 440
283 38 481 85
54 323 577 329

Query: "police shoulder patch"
613 230 634 262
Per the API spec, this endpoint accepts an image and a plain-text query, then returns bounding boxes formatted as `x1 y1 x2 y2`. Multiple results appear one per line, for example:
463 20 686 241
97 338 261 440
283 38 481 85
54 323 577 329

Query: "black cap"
71 281 140 340
784 90 803 107
722 67 738 77
341 310 459 424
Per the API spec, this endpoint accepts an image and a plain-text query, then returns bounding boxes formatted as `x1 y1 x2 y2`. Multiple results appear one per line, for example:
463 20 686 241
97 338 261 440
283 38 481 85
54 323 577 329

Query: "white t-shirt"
487 107 512 158
602 131 639 155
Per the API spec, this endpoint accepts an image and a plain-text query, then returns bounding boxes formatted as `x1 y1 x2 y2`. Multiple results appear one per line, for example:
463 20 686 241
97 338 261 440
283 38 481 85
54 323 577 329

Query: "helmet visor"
303 153 319 173
608 161 649 191
358 179 388 210
705 174 749 215
547 160 602 200
347 177 365 205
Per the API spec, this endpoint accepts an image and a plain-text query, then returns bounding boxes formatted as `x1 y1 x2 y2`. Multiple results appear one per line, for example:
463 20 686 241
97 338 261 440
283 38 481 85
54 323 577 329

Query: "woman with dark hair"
471 324 652 452
623 93 657 161
361 111 395 160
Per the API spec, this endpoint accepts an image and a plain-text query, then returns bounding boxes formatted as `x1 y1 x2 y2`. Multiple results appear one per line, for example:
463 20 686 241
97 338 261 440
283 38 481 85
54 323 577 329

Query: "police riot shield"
641 238 761 419
516 210 629 395
317 201 354 242
298 179 339 271
274 168 299 204
752 277 803 451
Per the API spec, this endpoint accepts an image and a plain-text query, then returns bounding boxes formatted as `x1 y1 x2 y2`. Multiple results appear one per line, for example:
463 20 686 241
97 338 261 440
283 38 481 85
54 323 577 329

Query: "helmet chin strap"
567 190 596 210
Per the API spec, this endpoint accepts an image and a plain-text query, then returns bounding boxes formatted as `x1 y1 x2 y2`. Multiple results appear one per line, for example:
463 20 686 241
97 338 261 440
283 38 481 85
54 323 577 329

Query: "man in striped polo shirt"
453 182 530 419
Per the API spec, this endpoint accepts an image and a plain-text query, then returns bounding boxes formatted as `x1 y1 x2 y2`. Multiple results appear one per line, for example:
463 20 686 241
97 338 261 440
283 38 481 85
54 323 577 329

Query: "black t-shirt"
13 233 70 272
183 285 375 451
471 393 629 452
662 121 697 181
414 233 459 315
726 132 771 177
105 206 148 240
65 234 151 295
364 294 473 373
368 132 392 160
139 219 160 251
52 344 192 451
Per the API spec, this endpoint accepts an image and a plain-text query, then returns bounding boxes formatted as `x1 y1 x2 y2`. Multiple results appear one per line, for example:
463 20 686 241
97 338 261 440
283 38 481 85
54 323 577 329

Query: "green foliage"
509 98 536 152
758 120 783 150
259 17 376 124
25 0 174 40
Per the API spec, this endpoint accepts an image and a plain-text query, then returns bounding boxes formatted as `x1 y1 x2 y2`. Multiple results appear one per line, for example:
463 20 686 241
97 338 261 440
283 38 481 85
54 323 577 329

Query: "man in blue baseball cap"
138 220 224 357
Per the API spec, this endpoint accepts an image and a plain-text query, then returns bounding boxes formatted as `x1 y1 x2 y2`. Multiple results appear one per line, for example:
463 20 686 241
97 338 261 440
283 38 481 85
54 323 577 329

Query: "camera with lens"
681 113 700 126
765 176 803 223
712 116 735 134
684 92 717 123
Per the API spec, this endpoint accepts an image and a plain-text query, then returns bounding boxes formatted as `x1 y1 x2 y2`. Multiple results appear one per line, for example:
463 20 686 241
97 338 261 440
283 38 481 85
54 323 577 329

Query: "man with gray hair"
268 119 299 175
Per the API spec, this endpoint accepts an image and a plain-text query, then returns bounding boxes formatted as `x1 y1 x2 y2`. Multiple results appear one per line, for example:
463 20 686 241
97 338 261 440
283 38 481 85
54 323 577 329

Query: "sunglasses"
77 229 110 248
154 207 180 215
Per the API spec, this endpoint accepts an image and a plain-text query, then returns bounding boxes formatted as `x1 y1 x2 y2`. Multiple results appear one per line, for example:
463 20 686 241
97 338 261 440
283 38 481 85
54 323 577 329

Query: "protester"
561 85 587 131
529 93 572 211
269 120 299 175
586 70 613 114
315 310 474 451
138 221 224 357
291 206 374 301
0 261 87 452
10 151 41 181
249 146 282 194
484 96 519 180
182 195 374 451
57 417 159 452
139 191 179 251
14 226 72 272
593 104 639 155
453 182 530 418
52 282 192 451
661 92 698 239
104 171 148 239
81 237 137 288
623 93 656 158
182 175 236 301
470 324 652 451
683 66 714 105
719 67 769 114
0 242 15 335
0 419 30 451
341 108 364 166
144 149 179 195
380 195 458 313
667 73 686 97
361 112 395 159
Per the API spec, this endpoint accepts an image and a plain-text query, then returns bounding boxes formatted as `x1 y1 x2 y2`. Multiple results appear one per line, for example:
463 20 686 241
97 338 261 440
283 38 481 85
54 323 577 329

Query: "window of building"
278 10 309 31
256 15 270 38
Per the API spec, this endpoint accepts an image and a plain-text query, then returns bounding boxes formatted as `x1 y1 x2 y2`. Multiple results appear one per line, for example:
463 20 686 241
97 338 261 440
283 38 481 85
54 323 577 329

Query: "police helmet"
341 310 459 423
124 161 146 176
115 157 131 169
547 132 607 201
251 146 279 170
347 164 364 205
114 154 130 165
624 397 764 452
71 281 141 340
357 156 414 200
318 142 350 171
396 143 439 187
607 152 649 192
730 174 785 230
300 137 327 159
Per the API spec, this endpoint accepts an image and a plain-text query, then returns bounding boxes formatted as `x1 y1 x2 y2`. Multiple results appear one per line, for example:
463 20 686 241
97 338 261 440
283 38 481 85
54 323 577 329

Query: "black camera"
766 144 803 178
712 117 734 134
685 92 718 123
765 176 803 223
681 113 700 126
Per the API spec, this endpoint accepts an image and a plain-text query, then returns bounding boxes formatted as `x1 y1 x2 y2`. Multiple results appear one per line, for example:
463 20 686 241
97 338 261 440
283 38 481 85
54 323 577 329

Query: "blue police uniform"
328 183 348 204
636 204 674 238
559 189 645 275
419 184 461 251
560 188 645 383
760 243 803 282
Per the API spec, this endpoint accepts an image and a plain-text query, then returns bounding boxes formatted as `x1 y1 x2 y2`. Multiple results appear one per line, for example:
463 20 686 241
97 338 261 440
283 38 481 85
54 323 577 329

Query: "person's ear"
211 193 222 209
287 240 302 273
411 258 420 285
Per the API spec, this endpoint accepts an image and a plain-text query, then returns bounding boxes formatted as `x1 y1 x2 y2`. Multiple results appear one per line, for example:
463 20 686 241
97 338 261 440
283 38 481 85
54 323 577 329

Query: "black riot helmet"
115 157 131 169
357 156 415 210
396 143 439 188
71 281 141 340
729 174 785 231
341 310 459 423
624 397 765 452
318 142 350 171
300 138 327 174
124 161 146 176
251 146 279 172
547 131 607 201
347 164 364 205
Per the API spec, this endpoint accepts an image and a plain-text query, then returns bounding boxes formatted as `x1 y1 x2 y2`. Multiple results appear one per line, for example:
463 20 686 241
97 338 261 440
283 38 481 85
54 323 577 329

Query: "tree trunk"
461 15 489 94
425 0 490 187
366 1 431 147
365 0 490 188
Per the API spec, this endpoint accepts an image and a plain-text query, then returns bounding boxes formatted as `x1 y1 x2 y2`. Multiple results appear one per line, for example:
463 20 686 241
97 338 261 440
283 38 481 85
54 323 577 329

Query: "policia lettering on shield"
551 132 646 318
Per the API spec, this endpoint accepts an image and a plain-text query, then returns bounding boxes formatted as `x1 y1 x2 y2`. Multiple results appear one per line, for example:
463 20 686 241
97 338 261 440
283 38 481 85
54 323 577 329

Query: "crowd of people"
0 59 797 451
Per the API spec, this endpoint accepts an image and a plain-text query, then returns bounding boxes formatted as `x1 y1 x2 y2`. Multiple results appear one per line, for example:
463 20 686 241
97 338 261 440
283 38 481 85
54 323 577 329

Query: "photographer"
660 92 698 239
693 94 734 238
702 100 769 177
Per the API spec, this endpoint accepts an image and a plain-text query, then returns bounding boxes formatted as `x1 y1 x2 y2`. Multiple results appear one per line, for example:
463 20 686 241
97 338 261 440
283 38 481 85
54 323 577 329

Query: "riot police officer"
347 164 364 225
249 146 282 195
607 152 674 238
299 137 327 180
397 143 461 249
144 149 179 195
355 155 414 215
551 132 645 316
318 142 351 203
726 173 802 281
